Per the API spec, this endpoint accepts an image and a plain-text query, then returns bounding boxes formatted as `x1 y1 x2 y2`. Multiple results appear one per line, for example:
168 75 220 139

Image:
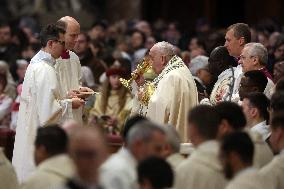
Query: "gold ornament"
139 82 155 105
119 57 152 91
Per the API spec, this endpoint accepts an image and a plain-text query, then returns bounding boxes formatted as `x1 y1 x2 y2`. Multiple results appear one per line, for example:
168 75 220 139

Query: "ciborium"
119 57 152 90
139 82 155 105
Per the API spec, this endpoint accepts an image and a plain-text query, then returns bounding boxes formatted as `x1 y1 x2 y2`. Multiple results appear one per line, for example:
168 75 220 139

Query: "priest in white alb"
12 24 84 182
55 16 94 125
132 41 198 142
260 112 284 189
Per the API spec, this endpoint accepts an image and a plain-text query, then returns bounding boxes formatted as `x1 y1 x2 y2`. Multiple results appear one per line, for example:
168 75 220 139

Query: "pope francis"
132 41 198 142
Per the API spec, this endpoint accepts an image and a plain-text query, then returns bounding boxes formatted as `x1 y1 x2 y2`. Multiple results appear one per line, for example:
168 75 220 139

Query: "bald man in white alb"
56 16 93 125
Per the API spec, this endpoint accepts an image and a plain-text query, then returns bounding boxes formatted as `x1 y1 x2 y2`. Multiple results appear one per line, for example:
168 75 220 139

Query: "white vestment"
21 154 75 189
132 56 198 142
259 150 284 189
55 51 83 124
247 130 273 168
251 121 271 141
226 167 268 189
12 50 73 183
166 153 185 170
201 67 237 105
175 141 227 189
0 148 19 189
99 148 138 189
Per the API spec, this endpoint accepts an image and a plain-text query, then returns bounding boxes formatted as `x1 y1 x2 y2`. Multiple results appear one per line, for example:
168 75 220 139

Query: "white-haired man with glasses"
232 42 275 102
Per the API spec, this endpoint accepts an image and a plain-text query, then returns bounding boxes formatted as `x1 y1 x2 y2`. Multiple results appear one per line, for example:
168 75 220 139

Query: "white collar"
196 140 218 152
31 50 56 66
235 166 256 178
251 120 267 129
118 147 137 167
251 121 270 140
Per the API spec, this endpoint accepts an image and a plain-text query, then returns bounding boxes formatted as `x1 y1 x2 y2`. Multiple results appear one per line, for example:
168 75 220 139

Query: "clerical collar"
38 50 56 66
61 49 70 59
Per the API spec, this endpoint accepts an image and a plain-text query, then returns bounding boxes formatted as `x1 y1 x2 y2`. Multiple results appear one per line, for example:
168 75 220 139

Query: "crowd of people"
0 13 283 189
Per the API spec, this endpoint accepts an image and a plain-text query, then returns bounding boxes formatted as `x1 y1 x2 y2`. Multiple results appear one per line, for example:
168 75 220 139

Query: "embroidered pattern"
210 67 235 105
152 55 185 89
138 55 185 116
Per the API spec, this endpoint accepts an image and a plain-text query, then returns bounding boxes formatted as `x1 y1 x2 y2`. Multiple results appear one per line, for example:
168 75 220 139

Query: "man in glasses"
238 43 272 79
13 24 84 182
232 42 275 102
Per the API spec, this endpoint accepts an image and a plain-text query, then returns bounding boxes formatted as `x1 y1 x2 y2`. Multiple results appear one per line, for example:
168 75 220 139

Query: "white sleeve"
100 168 135 189
58 99 73 122
34 66 72 125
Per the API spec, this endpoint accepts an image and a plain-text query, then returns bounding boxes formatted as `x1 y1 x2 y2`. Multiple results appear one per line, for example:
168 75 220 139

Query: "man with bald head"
55 16 93 125
132 41 198 142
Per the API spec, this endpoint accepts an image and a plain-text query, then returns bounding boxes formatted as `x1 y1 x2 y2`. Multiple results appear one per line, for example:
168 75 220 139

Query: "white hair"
164 125 181 153
126 121 165 147
188 55 209 76
16 59 28 67
244 42 268 66
153 41 176 59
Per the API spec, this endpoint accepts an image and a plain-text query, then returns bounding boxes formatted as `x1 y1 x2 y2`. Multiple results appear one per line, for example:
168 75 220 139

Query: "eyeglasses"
239 55 255 61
